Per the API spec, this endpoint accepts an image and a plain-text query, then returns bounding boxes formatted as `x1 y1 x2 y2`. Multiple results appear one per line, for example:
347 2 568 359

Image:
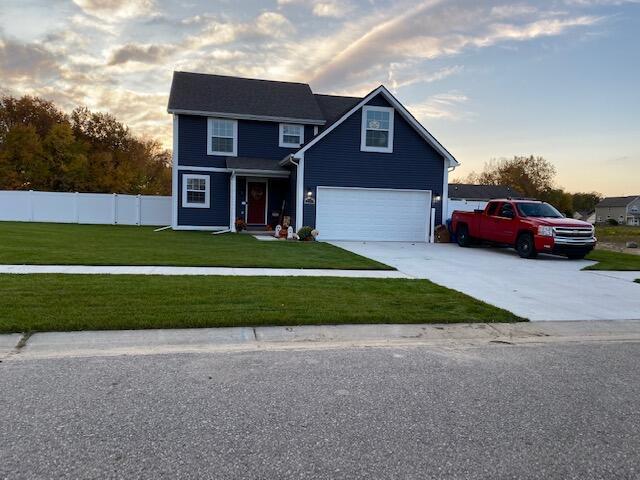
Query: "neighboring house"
595 196 640 225
167 71 459 241
447 183 523 219
573 210 596 224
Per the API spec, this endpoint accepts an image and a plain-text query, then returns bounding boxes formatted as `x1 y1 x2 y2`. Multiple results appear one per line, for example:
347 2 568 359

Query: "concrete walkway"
0 264 409 278
332 242 640 321
2 320 640 360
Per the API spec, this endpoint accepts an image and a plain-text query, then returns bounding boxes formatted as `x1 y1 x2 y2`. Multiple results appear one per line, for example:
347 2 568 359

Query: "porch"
227 157 294 232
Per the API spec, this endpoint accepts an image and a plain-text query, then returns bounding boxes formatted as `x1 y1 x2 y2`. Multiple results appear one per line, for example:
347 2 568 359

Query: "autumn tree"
464 155 575 216
0 95 171 194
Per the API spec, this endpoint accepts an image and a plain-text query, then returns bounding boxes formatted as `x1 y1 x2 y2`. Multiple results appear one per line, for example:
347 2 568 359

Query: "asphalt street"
1 341 639 479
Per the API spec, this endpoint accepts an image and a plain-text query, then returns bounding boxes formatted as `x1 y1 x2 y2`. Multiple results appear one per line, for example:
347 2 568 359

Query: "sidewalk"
3 320 640 360
0 264 410 278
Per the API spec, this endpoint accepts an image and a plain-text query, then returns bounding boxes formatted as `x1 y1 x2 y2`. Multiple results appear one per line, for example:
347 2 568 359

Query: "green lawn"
595 225 640 244
584 250 640 271
0 274 523 333
0 222 389 270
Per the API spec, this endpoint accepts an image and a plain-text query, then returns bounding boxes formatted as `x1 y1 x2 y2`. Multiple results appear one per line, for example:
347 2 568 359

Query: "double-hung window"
182 174 210 208
360 106 394 153
279 123 304 148
207 118 237 156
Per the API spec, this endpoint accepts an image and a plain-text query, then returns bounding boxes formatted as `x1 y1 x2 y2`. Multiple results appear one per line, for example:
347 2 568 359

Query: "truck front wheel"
457 225 472 247
516 233 537 259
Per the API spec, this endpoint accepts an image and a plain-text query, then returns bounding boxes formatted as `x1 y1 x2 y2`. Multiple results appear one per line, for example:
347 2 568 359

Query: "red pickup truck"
451 199 597 259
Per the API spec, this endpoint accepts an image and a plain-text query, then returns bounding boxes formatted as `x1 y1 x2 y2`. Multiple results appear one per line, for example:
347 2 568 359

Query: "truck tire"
457 225 472 247
516 233 537 259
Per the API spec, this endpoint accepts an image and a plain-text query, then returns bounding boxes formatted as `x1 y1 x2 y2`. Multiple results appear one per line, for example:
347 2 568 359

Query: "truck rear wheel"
516 233 537 259
457 225 472 247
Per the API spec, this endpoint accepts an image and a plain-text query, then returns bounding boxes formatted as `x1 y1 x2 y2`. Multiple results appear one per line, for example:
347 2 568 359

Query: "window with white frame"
279 123 304 147
361 106 394 153
207 118 237 156
182 174 210 208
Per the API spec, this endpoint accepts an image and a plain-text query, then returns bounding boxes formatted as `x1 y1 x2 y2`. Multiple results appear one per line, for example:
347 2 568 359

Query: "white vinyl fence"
447 199 488 220
0 190 171 226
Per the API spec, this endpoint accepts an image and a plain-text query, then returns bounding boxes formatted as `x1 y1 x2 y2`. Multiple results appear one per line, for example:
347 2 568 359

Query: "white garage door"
316 186 431 242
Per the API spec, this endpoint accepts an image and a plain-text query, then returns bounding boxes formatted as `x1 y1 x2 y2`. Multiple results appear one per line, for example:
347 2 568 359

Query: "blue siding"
177 170 230 227
178 115 314 167
302 94 445 227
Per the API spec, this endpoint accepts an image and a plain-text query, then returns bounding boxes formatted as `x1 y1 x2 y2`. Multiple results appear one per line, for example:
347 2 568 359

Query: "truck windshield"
516 202 563 218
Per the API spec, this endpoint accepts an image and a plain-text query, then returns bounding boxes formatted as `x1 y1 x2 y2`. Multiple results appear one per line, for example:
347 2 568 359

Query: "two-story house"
595 196 640 226
167 71 459 241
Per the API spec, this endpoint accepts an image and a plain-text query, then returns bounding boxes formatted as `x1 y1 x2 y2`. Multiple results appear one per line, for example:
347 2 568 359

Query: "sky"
0 0 638 196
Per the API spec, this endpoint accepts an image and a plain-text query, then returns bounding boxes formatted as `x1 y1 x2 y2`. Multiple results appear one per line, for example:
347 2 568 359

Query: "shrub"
297 226 314 241
607 218 619 226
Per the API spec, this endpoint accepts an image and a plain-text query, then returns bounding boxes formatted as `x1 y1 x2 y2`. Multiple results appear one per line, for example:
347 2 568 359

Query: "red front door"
247 181 267 224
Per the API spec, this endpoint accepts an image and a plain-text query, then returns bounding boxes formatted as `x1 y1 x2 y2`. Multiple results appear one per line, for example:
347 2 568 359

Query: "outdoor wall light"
307 189 313 197
433 194 442 203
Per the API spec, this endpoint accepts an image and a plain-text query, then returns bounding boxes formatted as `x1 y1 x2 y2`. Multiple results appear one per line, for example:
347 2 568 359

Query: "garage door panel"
316 187 430 242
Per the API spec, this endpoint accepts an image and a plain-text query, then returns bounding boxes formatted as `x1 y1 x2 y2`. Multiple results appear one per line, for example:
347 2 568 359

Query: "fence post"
74 192 79 223
113 193 117 225
29 190 34 222
136 194 141 226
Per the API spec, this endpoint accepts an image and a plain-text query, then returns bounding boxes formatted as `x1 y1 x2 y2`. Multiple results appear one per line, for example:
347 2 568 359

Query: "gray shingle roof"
226 157 287 172
313 94 362 125
168 71 325 124
449 184 523 200
596 196 639 208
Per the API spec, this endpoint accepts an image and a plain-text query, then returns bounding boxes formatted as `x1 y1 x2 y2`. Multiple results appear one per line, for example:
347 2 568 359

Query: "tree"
465 155 556 199
464 155 577 215
571 192 602 213
0 94 171 195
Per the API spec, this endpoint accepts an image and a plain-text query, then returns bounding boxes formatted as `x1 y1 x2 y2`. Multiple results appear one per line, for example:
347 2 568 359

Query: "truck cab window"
500 203 515 218
487 203 499 216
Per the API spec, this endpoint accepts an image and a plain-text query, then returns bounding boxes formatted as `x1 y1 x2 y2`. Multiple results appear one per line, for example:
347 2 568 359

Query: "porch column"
230 171 237 232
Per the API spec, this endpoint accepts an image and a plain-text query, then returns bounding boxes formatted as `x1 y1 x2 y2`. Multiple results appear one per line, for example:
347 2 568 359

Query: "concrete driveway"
331 242 640 321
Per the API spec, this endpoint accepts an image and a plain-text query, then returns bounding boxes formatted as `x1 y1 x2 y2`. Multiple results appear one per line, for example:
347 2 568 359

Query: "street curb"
2 320 640 360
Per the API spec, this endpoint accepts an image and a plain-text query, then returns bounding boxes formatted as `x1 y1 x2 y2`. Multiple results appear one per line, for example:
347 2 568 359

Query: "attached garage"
315 186 432 242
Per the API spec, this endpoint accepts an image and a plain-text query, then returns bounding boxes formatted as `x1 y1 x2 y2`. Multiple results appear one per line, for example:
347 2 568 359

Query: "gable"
292 86 458 166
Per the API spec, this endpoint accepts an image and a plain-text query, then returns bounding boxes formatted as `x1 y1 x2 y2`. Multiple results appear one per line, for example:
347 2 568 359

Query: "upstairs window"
279 124 304 147
208 118 237 156
361 106 394 153
182 174 210 208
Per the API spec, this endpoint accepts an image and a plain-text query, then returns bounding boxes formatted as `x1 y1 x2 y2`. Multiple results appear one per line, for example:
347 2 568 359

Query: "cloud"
108 44 176 65
72 0 156 20
491 4 538 18
0 37 60 81
277 0 352 17
407 92 472 121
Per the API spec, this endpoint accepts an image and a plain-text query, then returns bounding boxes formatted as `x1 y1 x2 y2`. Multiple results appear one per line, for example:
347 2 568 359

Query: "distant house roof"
449 184 523 200
226 157 288 173
595 196 640 208
168 71 326 124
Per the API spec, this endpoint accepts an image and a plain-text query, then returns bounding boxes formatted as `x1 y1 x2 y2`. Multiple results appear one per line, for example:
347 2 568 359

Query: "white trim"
295 153 305 231
360 105 394 153
182 174 210 209
279 123 304 148
177 166 229 173
171 115 179 228
245 178 269 225
172 225 229 231
313 126 319 136
315 186 432 243
293 85 459 167
207 118 238 156
430 207 436 243
230 172 237 231
176 165 288 177
168 109 325 126
442 164 450 223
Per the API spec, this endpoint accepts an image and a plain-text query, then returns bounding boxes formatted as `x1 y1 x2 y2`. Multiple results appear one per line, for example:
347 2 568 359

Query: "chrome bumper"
554 237 597 246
